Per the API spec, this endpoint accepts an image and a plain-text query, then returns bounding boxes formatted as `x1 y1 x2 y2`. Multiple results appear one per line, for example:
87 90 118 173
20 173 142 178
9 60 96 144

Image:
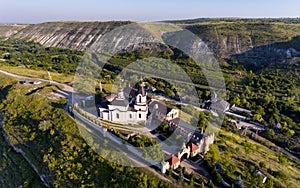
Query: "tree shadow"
0 85 13 103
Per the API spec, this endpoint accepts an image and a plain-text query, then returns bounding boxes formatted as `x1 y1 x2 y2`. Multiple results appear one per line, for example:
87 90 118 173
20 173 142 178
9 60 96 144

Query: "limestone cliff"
0 24 27 37
182 22 300 59
2 20 300 66
13 21 131 51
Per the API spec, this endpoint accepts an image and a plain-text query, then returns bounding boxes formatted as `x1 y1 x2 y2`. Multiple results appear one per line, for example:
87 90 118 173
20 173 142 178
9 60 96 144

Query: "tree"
182 167 186 175
278 154 287 165
165 88 173 97
178 171 184 182
234 175 244 188
256 106 265 116
167 168 172 178
198 111 210 128
265 128 275 138
201 182 205 188
208 179 214 188
265 177 274 188
259 161 266 168
197 90 203 99
203 90 211 100
205 144 220 163
253 114 263 122
232 95 241 106
95 90 105 98
190 173 195 186
216 172 222 183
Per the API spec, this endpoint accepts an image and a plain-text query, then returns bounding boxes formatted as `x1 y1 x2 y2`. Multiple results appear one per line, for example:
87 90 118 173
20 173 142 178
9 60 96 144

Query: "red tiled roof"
168 155 180 165
188 143 199 152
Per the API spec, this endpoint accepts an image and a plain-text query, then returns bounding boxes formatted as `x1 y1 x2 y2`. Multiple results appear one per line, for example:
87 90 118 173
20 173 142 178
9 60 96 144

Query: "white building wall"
136 110 147 121
136 94 147 104
110 110 129 123
102 112 109 120
134 104 147 111
127 112 137 122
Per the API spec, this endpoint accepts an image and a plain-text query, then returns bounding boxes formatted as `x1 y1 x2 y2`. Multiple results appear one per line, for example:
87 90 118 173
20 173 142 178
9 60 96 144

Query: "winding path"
0 69 73 93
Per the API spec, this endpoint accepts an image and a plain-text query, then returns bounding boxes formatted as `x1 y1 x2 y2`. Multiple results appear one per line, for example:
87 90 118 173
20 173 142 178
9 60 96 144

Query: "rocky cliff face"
232 36 300 67
183 23 300 59
2 21 300 66
13 21 131 51
0 24 27 37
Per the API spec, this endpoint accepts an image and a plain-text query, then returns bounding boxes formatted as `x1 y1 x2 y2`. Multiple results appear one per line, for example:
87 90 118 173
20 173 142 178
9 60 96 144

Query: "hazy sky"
0 0 299 23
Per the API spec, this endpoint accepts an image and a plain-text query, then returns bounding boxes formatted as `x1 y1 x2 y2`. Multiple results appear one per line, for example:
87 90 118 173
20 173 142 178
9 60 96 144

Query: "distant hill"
1 18 300 66
11 21 131 51
0 24 27 37
165 17 300 24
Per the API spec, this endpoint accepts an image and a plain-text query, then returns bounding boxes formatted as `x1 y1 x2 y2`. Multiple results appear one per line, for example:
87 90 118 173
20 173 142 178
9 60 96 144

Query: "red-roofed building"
188 142 200 157
167 155 180 170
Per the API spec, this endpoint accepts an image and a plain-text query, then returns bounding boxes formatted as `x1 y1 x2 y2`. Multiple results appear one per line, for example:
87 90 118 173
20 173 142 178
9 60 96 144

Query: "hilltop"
1 18 300 67
0 24 27 37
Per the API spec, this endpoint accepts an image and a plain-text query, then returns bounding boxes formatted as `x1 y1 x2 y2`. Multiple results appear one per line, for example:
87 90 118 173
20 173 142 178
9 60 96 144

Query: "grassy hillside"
0 73 172 187
208 129 300 187
0 74 45 187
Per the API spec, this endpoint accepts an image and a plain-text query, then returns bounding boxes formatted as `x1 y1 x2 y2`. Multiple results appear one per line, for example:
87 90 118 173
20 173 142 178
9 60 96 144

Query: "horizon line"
1 16 300 25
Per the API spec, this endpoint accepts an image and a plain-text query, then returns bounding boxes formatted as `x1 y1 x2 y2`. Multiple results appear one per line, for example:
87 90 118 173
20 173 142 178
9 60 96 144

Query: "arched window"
139 95 142 103
116 113 119 119
139 114 142 119
129 114 132 119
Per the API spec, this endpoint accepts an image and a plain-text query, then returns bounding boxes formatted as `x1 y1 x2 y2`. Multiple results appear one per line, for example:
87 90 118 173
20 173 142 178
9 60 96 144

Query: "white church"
99 80 179 124
99 80 149 124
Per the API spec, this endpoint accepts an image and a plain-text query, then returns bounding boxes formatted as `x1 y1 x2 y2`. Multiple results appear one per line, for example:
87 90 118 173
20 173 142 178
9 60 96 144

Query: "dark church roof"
124 86 137 97
110 98 129 107
124 81 146 98
149 100 172 115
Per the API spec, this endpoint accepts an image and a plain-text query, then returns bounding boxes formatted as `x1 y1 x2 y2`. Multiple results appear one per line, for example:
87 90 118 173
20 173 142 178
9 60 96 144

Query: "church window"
139 114 141 119
116 113 119 119
139 95 142 103
129 114 132 119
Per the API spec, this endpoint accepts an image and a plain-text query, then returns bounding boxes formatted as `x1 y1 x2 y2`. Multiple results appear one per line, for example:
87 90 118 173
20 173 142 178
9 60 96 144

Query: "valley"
0 18 300 187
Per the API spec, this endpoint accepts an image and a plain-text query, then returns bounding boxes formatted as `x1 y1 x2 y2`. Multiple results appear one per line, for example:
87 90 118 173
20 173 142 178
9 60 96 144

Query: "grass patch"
216 130 300 187
0 65 74 83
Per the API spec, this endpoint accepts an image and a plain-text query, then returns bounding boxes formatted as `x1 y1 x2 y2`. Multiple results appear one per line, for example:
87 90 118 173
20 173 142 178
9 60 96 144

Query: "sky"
0 0 299 24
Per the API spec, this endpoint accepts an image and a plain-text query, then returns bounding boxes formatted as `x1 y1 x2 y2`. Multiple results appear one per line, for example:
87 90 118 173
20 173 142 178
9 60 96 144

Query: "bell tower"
134 79 148 121
136 79 147 105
